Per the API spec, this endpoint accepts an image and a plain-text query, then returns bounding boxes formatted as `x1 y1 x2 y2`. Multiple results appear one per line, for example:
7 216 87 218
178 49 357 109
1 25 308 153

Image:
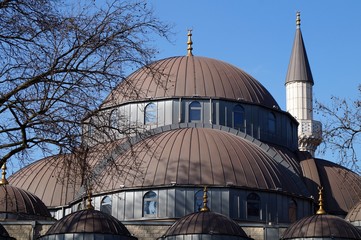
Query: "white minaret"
285 12 322 156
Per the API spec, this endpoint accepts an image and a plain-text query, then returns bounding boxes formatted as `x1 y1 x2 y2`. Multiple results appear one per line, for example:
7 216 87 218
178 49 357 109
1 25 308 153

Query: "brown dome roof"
42 209 136 239
346 200 361 226
8 155 83 208
0 184 51 221
161 211 252 239
103 56 279 108
300 158 361 215
94 127 307 196
9 143 118 207
282 214 361 239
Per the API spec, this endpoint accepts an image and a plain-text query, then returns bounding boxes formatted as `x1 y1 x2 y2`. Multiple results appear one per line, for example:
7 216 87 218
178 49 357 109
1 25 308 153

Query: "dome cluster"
3 14 361 240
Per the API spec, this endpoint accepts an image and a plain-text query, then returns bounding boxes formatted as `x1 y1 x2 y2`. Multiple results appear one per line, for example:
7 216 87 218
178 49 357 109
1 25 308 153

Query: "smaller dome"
346 200 361 227
161 211 252 240
282 214 361 239
0 224 15 240
40 209 137 240
0 184 52 221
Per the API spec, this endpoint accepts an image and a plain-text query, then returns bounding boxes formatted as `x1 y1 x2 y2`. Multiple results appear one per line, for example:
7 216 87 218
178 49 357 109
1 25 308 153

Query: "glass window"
100 196 112 215
194 190 204 212
88 119 94 137
233 105 245 130
77 202 83 211
268 112 276 134
288 199 297 223
109 109 118 128
143 191 157 217
247 193 261 220
144 103 157 124
189 101 201 122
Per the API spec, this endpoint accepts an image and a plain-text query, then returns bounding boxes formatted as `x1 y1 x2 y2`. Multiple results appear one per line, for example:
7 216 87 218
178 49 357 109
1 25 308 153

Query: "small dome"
282 214 361 239
0 184 52 221
94 128 307 195
103 56 279 109
0 224 15 240
40 209 136 240
161 211 252 240
346 200 361 227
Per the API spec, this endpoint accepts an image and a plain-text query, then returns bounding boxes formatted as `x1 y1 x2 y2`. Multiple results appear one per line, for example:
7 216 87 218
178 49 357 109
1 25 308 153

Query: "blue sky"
149 0 361 160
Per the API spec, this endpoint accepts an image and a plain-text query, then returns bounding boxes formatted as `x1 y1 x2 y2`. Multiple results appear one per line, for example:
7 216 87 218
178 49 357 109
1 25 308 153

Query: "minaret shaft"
285 12 322 156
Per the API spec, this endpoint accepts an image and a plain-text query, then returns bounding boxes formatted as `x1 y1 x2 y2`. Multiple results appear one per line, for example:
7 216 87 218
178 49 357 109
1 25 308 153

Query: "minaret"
285 12 322 156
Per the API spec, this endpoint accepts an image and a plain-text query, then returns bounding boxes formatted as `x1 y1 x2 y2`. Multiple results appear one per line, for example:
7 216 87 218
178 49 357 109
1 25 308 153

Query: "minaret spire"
187 29 193 57
285 12 322 156
296 11 301 28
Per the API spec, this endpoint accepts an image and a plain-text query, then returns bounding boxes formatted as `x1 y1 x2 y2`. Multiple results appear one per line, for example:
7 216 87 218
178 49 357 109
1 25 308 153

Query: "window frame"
143 191 158 217
267 112 276 134
232 105 245 130
246 193 261 220
189 101 202 122
144 103 157 125
100 196 112 215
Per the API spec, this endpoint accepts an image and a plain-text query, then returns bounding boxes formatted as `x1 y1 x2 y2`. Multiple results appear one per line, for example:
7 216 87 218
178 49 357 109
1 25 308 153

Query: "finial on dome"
187 29 193 57
0 162 9 185
296 11 301 29
200 186 210 212
86 186 94 210
316 186 326 215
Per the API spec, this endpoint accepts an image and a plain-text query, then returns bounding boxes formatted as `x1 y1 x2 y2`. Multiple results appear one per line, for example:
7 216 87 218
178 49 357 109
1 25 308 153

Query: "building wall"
2 221 54 240
85 98 298 151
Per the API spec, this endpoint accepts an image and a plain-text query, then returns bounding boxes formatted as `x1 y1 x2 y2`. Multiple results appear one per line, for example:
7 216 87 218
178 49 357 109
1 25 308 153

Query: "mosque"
2 12 361 240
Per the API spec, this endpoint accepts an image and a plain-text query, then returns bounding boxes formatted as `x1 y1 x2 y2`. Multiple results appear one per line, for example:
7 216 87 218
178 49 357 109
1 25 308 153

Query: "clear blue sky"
149 0 361 161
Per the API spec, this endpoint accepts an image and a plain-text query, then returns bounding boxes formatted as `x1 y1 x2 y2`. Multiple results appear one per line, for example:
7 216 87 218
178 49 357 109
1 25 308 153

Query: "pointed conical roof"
285 12 314 85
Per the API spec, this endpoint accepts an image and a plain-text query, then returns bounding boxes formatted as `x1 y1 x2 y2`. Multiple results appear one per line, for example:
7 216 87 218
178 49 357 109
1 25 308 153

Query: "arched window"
189 101 201 122
109 109 118 128
232 105 245 130
88 119 94 137
144 103 157 124
100 196 112 215
247 193 261 220
77 202 82 211
194 190 204 212
268 112 276 134
143 191 157 217
288 199 297 223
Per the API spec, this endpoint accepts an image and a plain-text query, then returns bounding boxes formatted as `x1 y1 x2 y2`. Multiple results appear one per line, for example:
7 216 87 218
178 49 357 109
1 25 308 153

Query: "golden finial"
187 29 193 57
200 186 210 212
0 162 9 185
296 11 301 29
86 186 94 210
316 186 326 215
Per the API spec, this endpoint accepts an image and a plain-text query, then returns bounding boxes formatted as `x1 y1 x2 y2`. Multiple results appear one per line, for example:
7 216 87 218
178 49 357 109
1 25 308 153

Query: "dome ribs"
102 56 279 108
194 57 206 96
198 128 214 184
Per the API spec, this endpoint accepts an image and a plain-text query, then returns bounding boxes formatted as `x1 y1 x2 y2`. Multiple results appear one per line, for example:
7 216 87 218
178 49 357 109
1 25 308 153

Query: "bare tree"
316 84 361 172
0 0 170 168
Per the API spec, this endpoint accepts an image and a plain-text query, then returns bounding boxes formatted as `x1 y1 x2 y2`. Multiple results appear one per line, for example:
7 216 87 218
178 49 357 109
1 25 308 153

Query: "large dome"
94 127 307 196
300 158 361 215
103 56 279 108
